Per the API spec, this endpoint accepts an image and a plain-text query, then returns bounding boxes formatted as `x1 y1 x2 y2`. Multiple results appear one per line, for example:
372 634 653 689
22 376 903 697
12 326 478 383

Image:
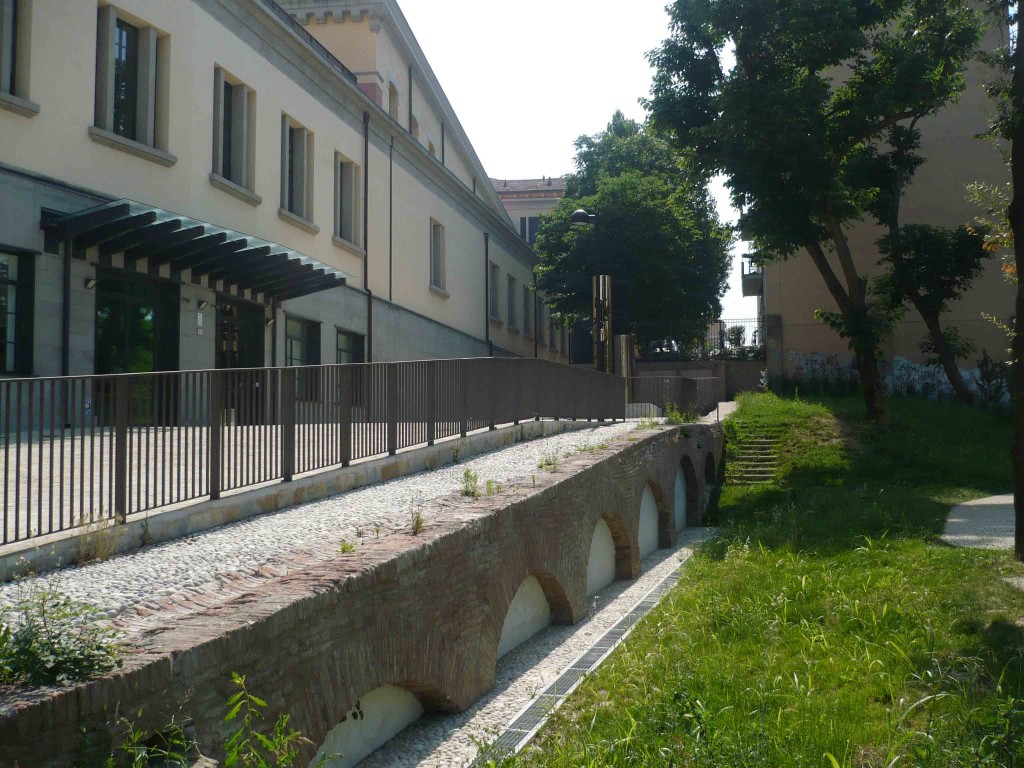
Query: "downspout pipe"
363 111 372 361
484 233 492 357
389 136 394 301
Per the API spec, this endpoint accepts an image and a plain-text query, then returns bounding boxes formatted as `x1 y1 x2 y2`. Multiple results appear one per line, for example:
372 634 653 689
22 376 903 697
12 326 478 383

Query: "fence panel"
0 358 639 547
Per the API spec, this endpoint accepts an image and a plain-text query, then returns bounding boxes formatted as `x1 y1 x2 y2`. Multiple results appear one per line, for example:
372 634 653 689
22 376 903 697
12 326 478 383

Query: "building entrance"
94 269 179 375
215 297 268 425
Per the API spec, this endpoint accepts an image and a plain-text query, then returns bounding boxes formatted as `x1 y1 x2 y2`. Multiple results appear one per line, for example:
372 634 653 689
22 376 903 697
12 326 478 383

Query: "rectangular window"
95 7 164 149
429 219 446 291
213 67 255 193
507 275 517 329
527 216 541 245
285 315 320 367
280 115 314 223
336 328 365 364
488 262 500 320
522 285 532 338
335 153 362 247
519 217 526 241
0 0 28 101
0 252 16 373
113 19 139 140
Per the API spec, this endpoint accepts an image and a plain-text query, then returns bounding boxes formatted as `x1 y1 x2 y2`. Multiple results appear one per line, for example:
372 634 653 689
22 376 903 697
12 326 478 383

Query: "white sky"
399 0 756 318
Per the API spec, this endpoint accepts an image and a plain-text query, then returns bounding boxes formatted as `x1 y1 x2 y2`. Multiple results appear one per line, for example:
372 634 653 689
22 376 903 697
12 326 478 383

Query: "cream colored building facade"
758 47 1014 387
0 0 565 379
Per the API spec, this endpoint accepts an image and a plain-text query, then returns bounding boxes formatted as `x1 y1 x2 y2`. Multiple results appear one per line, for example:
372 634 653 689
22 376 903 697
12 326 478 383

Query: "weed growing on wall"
337 540 356 555
410 508 425 535
485 480 503 496
537 449 559 472
462 467 480 497
0 578 121 686
633 418 659 431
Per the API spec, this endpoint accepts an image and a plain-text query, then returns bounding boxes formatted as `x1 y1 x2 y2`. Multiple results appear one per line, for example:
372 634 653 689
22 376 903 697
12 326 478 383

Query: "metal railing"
626 376 724 419
0 358 624 546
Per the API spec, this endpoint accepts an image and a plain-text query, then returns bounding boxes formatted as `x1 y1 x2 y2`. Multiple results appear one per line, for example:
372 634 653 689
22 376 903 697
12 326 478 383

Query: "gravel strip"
942 494 1013 550
0 422 637 631
358 527 714 768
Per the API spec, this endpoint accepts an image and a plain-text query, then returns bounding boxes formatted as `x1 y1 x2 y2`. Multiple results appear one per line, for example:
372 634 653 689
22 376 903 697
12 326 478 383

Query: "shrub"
0 581 121 686
461 467 480 497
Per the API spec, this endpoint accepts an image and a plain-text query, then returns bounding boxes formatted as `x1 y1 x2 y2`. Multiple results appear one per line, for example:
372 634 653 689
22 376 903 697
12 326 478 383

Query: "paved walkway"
942 494 1014 550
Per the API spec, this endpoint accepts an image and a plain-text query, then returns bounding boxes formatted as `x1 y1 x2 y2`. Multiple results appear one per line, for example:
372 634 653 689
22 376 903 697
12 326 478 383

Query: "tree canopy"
534 113 731 344
646 0 981 422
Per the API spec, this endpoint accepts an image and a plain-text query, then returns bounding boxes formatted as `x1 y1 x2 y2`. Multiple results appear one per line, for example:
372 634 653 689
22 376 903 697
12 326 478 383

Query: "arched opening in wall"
497 572 570 658
705 454 717 486
587 517 617 595
387 82 399 121
673 468 687 532
313 684 427 768
679 457 699 528
638 485 659 558
410 115 420 141
428 141 436 157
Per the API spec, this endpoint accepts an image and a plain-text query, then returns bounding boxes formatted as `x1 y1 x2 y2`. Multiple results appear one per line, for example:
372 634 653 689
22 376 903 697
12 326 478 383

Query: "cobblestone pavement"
0 422 638 636
359 527 714 768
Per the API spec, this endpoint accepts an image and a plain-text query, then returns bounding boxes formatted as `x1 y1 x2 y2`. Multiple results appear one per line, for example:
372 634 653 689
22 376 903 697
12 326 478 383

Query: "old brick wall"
0 423 723 766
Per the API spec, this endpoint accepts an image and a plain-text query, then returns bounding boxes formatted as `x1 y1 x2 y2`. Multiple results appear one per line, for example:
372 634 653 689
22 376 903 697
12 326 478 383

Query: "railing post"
488 361 497 431
281 368 296 481
426 361 436 446
387 363 399 455
209 371 222 500
460 361 468 437
114 375 130 523
339 365 352 467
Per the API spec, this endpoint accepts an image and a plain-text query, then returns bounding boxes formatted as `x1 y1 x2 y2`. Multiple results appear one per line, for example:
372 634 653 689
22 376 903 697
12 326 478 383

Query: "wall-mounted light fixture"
198 300 210 311
83 277 97 290
266 316 276 328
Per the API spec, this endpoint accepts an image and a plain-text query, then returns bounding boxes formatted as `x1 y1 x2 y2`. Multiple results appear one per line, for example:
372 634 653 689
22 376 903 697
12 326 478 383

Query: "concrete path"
942 494 1014 550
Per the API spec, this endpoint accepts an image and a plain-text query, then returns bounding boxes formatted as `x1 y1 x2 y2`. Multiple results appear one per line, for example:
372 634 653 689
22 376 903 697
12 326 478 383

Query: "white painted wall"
497 575 552 659
639 486 659 558
674 469 687 532
586 517 616 596
313 685 424 768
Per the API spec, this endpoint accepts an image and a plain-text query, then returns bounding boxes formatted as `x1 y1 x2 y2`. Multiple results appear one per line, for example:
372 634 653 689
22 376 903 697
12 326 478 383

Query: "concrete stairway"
726 429 783 485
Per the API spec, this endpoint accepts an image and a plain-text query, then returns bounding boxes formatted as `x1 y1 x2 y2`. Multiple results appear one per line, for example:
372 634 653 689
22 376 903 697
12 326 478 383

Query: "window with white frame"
94 6 168 150
280 114 315 224
0 0 34 111
488 262 500 320
335 153 362 247
429 219 446 291
507 275 517 329
212 67 256 195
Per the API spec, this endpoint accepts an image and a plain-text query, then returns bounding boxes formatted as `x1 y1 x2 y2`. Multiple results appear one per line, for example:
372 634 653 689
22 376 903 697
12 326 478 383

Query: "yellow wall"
0 0 564 362
763 45 1014 376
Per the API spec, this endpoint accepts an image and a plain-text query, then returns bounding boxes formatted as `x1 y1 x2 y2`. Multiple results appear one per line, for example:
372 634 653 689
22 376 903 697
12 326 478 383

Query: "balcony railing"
0 358 625 547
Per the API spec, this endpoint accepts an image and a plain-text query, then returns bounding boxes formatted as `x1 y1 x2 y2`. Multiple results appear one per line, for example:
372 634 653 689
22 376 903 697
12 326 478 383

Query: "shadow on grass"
711 395 1012 556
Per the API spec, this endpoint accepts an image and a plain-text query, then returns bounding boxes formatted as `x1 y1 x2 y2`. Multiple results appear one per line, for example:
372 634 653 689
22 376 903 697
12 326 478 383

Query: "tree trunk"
850 324 888 427
1009 5 1024 562
916 308 975 404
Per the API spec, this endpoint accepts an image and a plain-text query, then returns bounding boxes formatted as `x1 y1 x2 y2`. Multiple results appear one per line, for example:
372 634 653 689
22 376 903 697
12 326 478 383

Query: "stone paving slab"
942 494 1013 550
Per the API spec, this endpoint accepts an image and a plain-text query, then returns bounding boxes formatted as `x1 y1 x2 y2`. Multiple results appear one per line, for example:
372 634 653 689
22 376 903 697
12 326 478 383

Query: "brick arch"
679 455 700 528
597 510 635 581
644 478 673 550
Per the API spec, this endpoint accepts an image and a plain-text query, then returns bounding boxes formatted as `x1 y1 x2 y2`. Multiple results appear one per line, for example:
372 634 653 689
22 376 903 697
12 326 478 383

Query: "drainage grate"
471 535 712 764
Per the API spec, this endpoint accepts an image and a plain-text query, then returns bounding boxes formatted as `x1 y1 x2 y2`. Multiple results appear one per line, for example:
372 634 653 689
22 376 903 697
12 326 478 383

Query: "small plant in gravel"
410 508 425 535
664 402 700 425
633 417 659 431
337 540 356 555
537 449 559 472
0 578 121 687
485 479 503 496
462 467 480 497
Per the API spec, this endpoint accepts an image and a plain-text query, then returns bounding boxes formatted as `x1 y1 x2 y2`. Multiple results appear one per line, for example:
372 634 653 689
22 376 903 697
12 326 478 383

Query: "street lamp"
569 209 612 373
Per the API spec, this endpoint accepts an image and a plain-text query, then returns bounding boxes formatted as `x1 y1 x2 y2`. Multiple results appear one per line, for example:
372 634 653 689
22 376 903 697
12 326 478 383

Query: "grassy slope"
499 394 1024 768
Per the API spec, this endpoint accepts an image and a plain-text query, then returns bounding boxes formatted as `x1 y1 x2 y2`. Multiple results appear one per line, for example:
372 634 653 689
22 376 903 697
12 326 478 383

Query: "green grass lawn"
497 393 1024 768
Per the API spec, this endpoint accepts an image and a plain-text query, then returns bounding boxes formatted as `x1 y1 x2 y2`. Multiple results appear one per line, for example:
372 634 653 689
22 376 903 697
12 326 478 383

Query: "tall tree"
534 114 731 346
647 0 981 424
978 0 1024 560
